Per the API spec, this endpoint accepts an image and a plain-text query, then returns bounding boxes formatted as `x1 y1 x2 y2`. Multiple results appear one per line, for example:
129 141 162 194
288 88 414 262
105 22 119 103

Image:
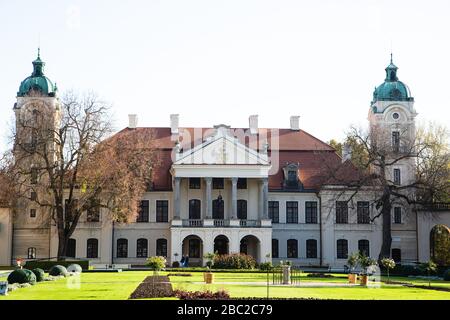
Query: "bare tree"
324 123 449 262
5 91 157 259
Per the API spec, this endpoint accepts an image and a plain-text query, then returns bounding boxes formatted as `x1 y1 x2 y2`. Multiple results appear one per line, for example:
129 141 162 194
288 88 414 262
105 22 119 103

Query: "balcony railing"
239 220 261 227
182 219 204 227
214 219 229 227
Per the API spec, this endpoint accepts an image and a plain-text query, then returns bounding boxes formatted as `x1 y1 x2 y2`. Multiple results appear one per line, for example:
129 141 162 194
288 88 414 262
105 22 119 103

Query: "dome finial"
390 52 393 64
37 47 40 59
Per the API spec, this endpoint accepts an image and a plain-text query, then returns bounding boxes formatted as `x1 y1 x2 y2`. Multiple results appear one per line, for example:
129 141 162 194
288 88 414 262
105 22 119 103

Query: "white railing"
239 220 261 227
182 219 204 227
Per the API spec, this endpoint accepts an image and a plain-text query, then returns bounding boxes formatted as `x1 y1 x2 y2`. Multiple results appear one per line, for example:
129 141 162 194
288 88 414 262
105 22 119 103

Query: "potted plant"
347 252 359 284
381 258 396 284
358 254 377 286
203 252 217 284
146 256 166 275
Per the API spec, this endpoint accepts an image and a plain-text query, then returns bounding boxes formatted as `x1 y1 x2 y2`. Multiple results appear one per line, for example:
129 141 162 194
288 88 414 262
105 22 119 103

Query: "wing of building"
0 52 449 268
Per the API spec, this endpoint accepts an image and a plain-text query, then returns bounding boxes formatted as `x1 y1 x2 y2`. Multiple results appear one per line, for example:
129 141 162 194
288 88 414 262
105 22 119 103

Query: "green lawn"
1 271 450 300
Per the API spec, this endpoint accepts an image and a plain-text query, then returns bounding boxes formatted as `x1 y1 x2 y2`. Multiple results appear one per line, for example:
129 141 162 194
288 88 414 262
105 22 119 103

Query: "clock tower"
368 55 417 187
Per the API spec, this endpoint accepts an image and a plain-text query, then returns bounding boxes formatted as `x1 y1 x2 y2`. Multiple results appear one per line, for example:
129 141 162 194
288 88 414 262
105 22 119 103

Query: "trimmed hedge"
32 268 45 282
49 265 68 277
7 269 36 284
24 260 89 271
212 254 256 269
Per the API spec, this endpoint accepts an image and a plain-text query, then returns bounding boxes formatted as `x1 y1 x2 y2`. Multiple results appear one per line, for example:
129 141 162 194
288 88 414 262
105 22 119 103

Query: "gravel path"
192 281 365 287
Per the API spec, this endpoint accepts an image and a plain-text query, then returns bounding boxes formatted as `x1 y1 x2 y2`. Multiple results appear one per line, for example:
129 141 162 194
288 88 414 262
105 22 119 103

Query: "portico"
169 125 272 265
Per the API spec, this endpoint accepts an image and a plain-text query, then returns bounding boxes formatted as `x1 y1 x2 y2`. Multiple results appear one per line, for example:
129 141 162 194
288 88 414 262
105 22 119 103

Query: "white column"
263 178 269 219
231 177 238 219
174 177 181 219
205 177 212 219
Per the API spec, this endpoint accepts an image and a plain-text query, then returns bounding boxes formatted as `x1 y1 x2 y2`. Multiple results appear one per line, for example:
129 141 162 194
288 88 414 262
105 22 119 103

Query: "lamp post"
265 253 271 299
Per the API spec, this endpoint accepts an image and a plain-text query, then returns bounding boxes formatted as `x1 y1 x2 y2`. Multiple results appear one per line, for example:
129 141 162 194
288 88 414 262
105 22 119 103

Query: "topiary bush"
443 269 450 281
67 264 82 273
212 254 256 269
172 261 180 268
259 262 273 271
32 268 45 282
7 269 37 284
146 256 167 271
49 265 68 277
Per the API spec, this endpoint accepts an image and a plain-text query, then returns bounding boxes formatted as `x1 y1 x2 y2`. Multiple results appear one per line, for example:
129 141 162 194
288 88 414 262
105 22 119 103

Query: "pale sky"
1 0 449 151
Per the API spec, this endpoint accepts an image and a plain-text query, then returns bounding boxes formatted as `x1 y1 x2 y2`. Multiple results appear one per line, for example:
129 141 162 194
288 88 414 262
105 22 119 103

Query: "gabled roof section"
174 127 269 165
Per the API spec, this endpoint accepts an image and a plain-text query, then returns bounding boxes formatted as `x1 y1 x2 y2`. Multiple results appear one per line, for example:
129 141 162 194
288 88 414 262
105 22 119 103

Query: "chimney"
170 114 179 134
342 143 352 163
249 115 258 134
290 116 300 131
128 114 137 129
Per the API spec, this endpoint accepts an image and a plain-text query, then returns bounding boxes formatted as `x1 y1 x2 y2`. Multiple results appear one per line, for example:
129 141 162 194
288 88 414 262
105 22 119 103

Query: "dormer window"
282 163 302 190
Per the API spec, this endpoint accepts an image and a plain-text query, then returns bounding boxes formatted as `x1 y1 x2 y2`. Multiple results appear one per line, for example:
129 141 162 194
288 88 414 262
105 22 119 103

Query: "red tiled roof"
115 127 344 191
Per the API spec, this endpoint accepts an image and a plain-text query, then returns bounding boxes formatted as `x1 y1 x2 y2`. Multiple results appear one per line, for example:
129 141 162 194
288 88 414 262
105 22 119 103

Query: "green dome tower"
17 48 57 97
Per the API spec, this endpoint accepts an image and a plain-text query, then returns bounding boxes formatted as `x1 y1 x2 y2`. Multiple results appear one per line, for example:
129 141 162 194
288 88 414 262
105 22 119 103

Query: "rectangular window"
357 201 370 224
272 239 279 258
30 209 36 218
393 169 401 185
268 201 279 223
336 201 348 224
65 199 78 223
287 239 298 258
286 201 298 224
87 199 100 222
337 239 348 259
136 200 149 222
212 178 224 189
305 201 318 224
156 200 168 222
30 192 37 201
31 168 38 185
394 207 402 224
392 131 400 151
189 178 201 189
237 178 247 189
306 239 317 259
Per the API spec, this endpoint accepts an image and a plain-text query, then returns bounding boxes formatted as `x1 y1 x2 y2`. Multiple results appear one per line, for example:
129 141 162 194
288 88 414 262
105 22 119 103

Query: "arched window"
136 238 148 258
86 238 98 258
67 238 76 258
117 238 128 258
237 200 247 220
27 247 36 259
156 238 167 257
358 239 370 257
272 239 279 258
212 199 224 219
189 199 201 219
287 239 298 258
337 239 348 259
306 239 317 258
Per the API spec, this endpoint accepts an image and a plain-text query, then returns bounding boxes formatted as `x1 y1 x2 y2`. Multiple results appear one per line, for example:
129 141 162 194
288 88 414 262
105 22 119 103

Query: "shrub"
443 269 450 281
173 289 230 300
146 256 166 271
212 254 256 269
307 273 335 278
7 269 37 284
172 261 180 268
24 260 89 271
259 262 273 271
49 265 68 277
32 268 45 282
67 264 82 273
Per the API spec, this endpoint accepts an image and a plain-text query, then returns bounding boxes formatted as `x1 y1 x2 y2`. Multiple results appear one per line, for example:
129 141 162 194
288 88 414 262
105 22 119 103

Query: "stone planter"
360 275 369 286
204 272 214 284
348 273 358 284
282 265 291 284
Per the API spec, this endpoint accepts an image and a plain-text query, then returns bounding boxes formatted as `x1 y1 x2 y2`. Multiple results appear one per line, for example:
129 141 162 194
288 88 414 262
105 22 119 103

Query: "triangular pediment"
174 130 269 165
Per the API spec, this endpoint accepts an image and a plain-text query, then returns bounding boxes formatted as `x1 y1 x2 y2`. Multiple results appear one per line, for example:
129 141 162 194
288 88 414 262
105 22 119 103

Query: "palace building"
0 52 449 268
